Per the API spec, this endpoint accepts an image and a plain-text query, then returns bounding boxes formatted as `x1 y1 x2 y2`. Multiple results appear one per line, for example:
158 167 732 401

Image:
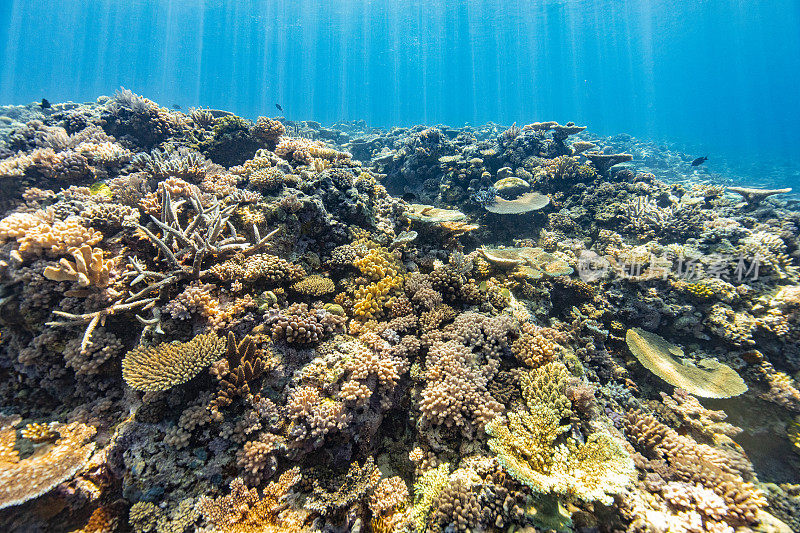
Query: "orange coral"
43 245 115 288
0 415 96 510
196 468 310 532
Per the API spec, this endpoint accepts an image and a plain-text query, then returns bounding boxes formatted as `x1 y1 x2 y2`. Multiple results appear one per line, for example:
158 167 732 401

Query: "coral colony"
0 89 799 532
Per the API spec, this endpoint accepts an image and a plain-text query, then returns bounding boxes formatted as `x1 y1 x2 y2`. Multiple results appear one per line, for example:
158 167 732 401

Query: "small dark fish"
691 156 708 166
40 98 51 109
172 104 182 110
275 103 283 112
402 192 417 202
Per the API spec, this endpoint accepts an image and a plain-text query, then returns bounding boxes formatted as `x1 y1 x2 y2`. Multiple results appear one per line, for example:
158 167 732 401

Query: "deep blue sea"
1 0 799 186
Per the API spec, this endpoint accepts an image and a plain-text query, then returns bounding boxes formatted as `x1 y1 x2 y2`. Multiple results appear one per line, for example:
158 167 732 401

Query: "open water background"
1 0 798 185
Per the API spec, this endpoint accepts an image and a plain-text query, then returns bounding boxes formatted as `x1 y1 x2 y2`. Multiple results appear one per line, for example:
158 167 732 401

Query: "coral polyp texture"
0 92 797 532
122 333 227 391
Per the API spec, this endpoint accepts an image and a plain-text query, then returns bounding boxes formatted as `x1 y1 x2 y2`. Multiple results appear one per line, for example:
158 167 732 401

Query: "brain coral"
122 333 227 391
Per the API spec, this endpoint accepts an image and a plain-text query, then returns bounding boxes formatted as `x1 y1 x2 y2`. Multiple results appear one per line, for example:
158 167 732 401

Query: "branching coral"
0 210 103 260
252 117 285 146
486 362 634 505
42 245 115 288
291 275 336 296
208 253 305 285
624 410 766 527
196 468 309 533
265 303 345 344
209 333 272 413
419 339 503 430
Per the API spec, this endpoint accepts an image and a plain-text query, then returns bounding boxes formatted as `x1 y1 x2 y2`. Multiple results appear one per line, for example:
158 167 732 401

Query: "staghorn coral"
369 476 409 518
3 95 800 533
739 230 798 280
276 137 350 166
427 477 482 532
286 385 351 445
122 333 227 391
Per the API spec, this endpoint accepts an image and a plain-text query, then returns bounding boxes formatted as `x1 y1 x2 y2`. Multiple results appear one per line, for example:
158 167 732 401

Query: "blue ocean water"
1 0 798 184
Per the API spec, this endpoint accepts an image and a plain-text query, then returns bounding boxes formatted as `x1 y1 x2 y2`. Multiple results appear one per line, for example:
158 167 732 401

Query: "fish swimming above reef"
691 156 708 166
40 98 50 109
275 103 283 112
171 103 181 110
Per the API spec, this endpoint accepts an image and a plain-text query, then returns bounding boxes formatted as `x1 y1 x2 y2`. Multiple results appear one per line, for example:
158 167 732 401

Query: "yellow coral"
292 275 336 296
411 464 450 531
0 211 103 260
43 245 115 288
486 362 634 505
626 328 747 398
353 275 404 319
355 248 399 280
20 422 57 443
237 205 266 227
196 468 310 532
122 333 227 392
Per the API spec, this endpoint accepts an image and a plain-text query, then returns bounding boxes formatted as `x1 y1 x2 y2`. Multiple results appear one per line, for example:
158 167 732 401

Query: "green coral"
521 361 572 419
486 362 634 505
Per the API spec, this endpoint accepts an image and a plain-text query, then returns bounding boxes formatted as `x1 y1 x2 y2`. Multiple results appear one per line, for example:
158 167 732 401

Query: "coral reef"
0 94 796 532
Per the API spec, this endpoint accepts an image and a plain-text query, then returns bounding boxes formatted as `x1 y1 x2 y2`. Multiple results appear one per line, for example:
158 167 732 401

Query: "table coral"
626 328 747 398
0 416 96 510
121 332 226 391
